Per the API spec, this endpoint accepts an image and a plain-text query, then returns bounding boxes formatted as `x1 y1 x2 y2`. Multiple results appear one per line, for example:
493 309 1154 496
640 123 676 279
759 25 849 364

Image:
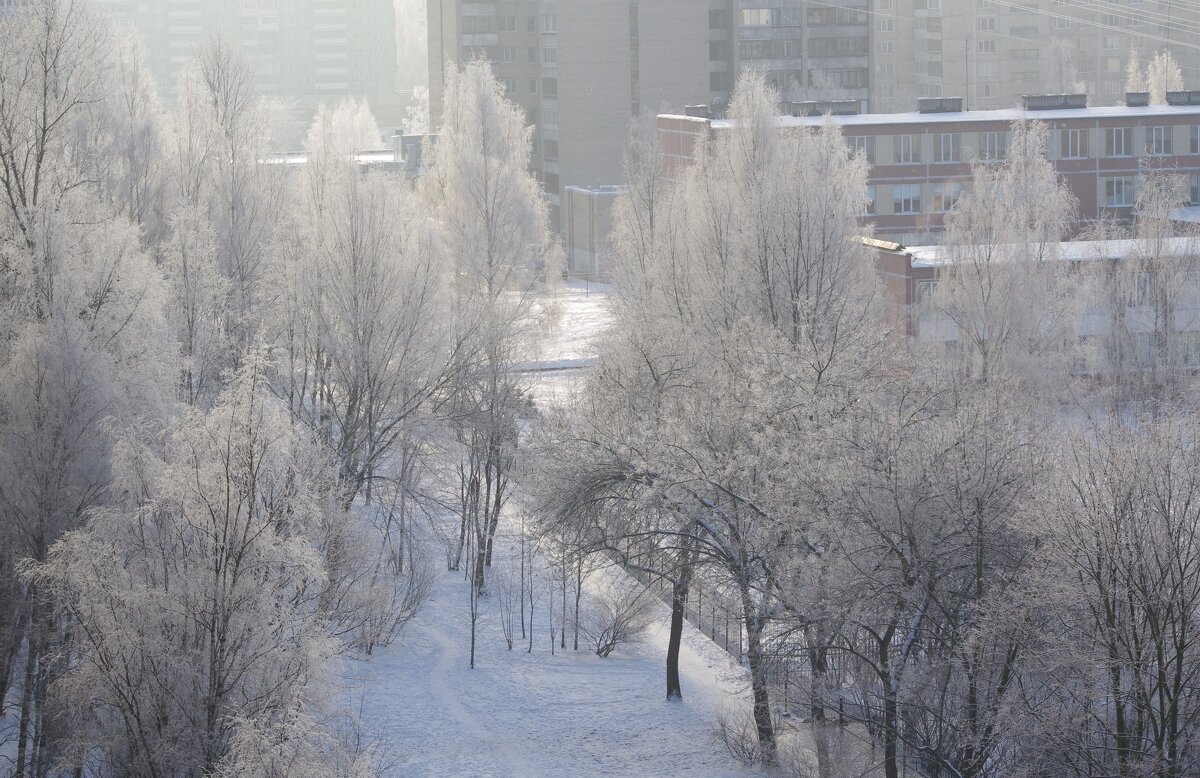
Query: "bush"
580 585 655 657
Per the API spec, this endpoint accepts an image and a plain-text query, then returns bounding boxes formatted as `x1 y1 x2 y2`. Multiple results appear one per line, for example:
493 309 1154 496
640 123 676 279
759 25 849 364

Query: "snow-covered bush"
580 585 655 658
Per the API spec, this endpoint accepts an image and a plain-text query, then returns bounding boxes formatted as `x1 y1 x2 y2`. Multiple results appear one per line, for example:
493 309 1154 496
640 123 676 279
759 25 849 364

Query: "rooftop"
903 236 1200 268
663 103 1200 130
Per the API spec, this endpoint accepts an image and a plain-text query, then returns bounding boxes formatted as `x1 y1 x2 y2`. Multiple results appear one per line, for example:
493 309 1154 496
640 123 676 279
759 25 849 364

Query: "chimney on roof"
917 97 963 113
392 132 403 164
1167 90 1200 106
1021 93 1088 110
684 104 710 119
1125 92 1150 107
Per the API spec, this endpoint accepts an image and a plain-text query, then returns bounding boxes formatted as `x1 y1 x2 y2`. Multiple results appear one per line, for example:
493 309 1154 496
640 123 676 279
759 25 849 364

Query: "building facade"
868 0 1200 113
661 95 1200 245
88 0 400 139
428 0 709 228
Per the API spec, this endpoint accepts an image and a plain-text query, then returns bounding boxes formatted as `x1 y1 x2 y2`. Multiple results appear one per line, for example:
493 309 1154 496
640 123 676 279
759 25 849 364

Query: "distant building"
428 0 709 229
871 0 1200 113
88 0 401 139
660 94 1200 245
869 235 1200 375
564 185 623 280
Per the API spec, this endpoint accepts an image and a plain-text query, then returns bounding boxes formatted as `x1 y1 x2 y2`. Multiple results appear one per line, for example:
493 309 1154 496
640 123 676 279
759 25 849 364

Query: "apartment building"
869 0 1200 113
88 0 400 138
872 235 1200 376
660 94 1200 245
428 0 709 228
706 1 871 111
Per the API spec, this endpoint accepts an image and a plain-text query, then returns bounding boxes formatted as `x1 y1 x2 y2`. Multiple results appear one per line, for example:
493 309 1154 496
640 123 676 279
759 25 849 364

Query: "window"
528 47 538 63
978 40 996 54
709 41 724 60
865 185 875 215
1128 331 1155 370
1190 173 1200 205
542 77 557 97
1147 126 1172 155
542 47 557 65
498 15 516 32
1104 176 1135 206
877 41 894 55
848 136 876 164
1181 331 1200 368
935 133 961 163
894 184 922 214
1103 35 1120 51
1061 128 1087 159
1054 16 1068 28
932 182 963 212
543 109 558 127
741 8 776 26
709 9 728 29
1105 127 1132 157
529 79 538 94
1127 272 1153 307
978 17 996 31
461 15 493 33
542 139 558 160
877 17 894 32
499 47 517 64
916 279 939 305
541 13 556 32
977 62 998 78
895 135 921 164
528 16 537 32
501 79 517 94
981 131 1006 161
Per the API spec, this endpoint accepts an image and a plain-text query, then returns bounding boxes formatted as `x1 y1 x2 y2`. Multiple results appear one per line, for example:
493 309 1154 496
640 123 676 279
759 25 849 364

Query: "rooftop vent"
1166 90 1200 106
917 97 963 113
684 104 710 119
1021 93 1088 111
787 100 860 117
1125 91 1150 107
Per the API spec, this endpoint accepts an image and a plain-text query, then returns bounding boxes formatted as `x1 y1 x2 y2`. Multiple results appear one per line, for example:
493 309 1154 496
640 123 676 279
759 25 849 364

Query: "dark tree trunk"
666 576 687 700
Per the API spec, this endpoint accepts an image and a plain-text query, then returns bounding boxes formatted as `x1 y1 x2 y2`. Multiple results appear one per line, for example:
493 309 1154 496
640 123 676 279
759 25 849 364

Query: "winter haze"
2 1 1200 777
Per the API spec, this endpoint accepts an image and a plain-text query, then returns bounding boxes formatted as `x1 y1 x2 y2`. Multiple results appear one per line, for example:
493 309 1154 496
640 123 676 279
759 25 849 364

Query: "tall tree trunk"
739 581 776 765
666 539 696 701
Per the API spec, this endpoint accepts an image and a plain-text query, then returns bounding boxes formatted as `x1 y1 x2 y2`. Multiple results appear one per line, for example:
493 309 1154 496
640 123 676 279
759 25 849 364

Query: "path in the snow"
347 550 760 777
345 282 762 776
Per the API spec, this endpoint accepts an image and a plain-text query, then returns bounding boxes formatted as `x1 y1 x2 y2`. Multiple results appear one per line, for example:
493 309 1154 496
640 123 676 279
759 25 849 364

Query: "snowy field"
346 552 760 777
344 280 764 777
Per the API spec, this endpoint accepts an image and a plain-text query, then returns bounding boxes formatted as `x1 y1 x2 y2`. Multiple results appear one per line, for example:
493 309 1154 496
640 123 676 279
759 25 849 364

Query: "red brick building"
659 95 1200 245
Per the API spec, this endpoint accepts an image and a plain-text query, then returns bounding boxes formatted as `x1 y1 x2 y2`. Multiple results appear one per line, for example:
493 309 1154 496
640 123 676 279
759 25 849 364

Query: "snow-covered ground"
525 279 613 408
346 551 760 777
345 280 767 776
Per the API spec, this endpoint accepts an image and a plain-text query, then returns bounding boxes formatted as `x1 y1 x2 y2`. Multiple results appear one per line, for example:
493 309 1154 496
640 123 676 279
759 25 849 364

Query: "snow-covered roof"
261 149 399 165
683 103 1200 130
905 236 1200 268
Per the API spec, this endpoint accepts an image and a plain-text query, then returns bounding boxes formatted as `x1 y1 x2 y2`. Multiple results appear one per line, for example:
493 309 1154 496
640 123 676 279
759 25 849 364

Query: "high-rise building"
870 0 1200 113
89 0 400 140
428 0 709 228
706 1 871 111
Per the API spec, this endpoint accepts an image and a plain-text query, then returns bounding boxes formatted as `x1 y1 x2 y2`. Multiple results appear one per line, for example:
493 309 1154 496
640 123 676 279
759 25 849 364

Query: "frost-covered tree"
930 120 1079 388
0 3 176 771
1020 419 1200 778
531 72 885 765
32 357 372 776
422 59 553 591
306 97 384 159
1148 50 1184 106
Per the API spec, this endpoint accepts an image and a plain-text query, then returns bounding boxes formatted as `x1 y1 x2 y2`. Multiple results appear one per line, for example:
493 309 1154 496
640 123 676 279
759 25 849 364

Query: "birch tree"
422 59 553 590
